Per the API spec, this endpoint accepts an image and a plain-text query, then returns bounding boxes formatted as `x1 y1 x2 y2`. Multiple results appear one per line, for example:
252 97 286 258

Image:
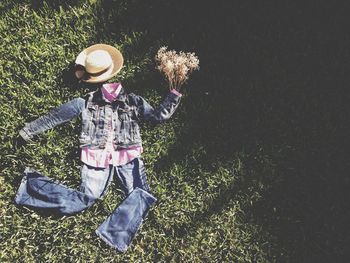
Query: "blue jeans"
14 157 157 252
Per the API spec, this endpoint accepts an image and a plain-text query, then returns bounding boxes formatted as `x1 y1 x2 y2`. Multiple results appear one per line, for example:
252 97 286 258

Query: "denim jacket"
19 86 182 149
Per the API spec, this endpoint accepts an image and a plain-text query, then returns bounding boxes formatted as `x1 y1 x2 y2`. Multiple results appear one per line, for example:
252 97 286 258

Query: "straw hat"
74 44 124 83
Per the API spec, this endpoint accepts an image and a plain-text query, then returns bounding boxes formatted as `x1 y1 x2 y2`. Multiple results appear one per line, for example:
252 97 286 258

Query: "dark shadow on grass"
91 1 350 261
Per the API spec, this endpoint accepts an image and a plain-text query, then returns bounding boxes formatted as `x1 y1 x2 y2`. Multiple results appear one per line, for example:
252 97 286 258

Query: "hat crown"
85 50 112 74
75 43 124 83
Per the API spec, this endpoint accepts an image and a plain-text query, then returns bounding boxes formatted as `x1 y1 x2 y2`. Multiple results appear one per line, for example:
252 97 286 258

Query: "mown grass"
1 1 349 262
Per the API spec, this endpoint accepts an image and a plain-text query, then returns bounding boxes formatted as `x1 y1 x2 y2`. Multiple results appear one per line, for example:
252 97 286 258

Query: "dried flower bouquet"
155 46 200 91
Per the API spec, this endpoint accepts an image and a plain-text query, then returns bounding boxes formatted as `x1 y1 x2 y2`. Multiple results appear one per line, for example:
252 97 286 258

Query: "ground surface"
1 1 349 262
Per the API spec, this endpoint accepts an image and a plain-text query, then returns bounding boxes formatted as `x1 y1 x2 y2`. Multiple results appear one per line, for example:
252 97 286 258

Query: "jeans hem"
95 229 127 253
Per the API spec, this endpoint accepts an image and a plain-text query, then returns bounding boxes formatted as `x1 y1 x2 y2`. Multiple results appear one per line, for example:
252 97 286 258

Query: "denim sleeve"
133 90 182 125
19 98 86 141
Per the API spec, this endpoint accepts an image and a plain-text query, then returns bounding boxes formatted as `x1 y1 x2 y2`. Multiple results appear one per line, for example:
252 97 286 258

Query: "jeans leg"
95 187 157 252
79 164 114 199
95 157 157 252
115 157 150 196
14 167 99 215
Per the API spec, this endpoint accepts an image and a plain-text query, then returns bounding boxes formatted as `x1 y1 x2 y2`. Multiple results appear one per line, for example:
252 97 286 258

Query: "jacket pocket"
80 104 98 145
116 120 141 146
118 106 135 121
118 120 132 144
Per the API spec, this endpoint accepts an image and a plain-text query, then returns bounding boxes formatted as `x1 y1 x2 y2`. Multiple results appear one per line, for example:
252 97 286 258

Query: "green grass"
1 1 348 262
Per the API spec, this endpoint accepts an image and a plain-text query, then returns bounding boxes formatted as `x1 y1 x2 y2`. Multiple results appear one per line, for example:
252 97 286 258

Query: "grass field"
1 1 349 262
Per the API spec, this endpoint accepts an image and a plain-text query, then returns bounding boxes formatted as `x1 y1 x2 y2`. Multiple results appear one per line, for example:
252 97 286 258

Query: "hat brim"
75 44 124 83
